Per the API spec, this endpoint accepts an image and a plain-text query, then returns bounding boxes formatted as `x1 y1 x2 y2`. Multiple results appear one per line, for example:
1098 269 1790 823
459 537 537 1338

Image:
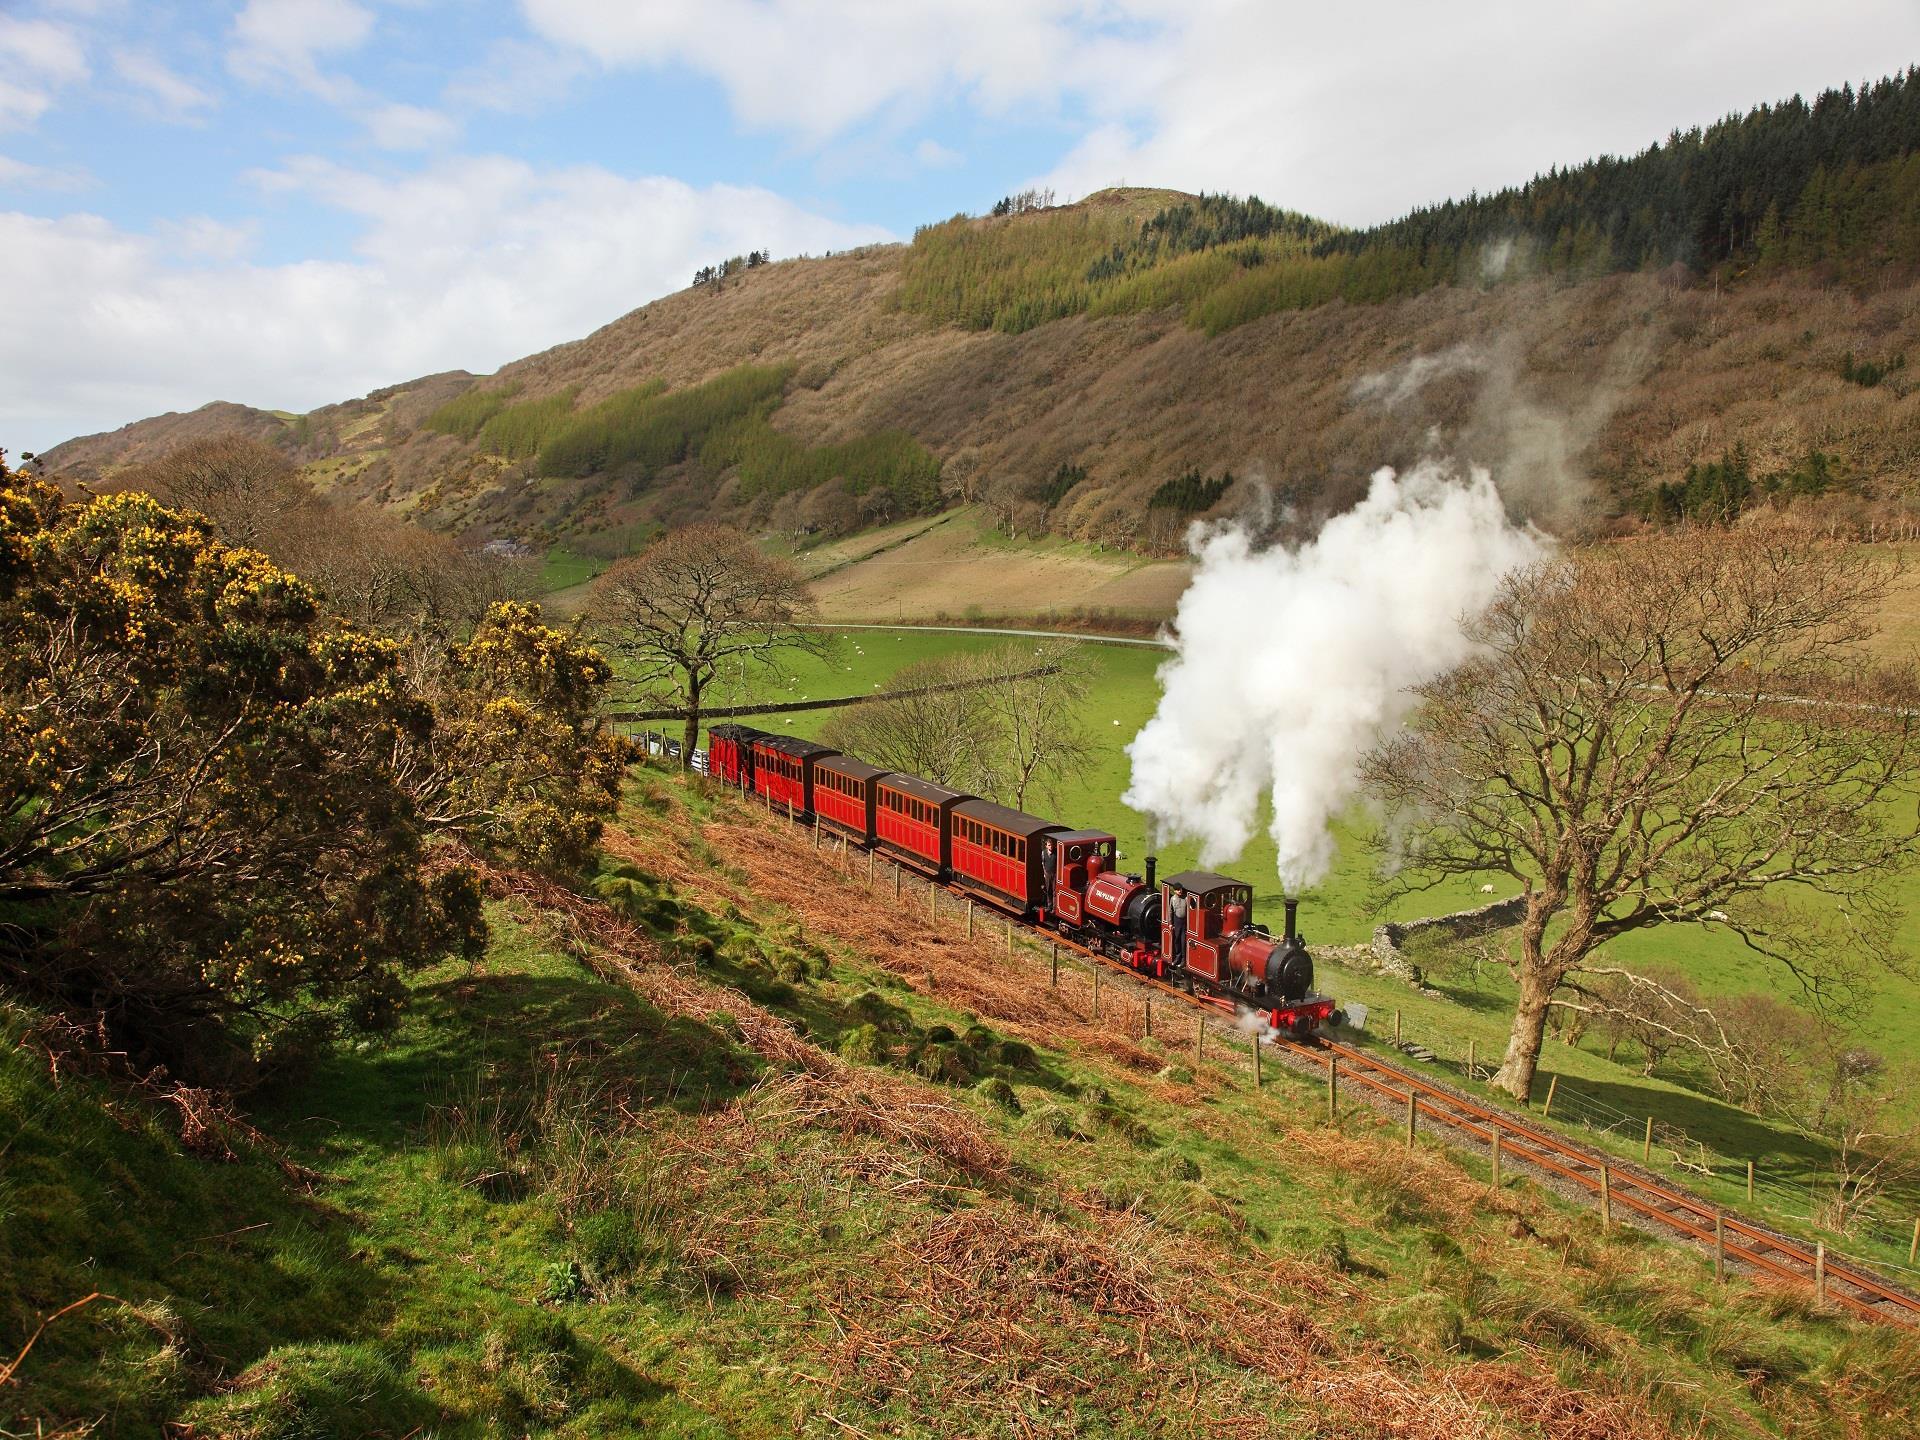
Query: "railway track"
763 795 1920 1327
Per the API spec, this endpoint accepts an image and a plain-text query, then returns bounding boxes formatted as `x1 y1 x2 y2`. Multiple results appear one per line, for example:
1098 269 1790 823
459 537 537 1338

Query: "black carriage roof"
1048 829 1115 845
816 754 890 782
709 723 769 741
752 735 839 760
952 797 1068 839
1161 870 1248 896
875 772 972 805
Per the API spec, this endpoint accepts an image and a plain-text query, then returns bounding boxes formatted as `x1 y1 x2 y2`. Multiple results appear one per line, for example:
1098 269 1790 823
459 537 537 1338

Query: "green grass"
539 546 609 594
8 771 1919 1435
656 627 1920 1256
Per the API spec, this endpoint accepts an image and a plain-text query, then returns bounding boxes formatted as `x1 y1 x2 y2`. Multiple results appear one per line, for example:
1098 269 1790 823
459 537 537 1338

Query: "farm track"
745 790 1920 1329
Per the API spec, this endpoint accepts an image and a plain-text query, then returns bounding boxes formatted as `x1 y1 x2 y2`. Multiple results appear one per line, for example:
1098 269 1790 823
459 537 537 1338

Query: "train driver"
1168 886 1188 964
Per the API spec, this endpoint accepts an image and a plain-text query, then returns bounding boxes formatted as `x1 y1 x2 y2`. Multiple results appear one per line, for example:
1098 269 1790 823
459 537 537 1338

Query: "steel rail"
1279 1037 1919 1324
755 791 1920 1326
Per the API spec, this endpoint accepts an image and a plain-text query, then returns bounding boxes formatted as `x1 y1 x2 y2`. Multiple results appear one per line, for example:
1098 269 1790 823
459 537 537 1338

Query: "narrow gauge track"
777 806 1920 1328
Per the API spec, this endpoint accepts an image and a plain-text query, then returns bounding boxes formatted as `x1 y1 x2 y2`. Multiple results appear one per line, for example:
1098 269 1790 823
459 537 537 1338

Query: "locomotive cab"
1161 873 1334 1034
1042 831 1161 948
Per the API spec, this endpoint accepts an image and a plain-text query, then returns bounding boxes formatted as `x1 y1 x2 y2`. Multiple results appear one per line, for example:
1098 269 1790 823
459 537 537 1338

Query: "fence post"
1911 1216 1919 1266
1091 967 1100 1021
813 823 821 851
966 900 974 938
1005 920 1013 956
1328 1056 1338 1121
1050 943 1058 987
1600 1165 1612 1232
1406 1089 1416 1149
1644 1115 1654 1164
1253 1035 1263 1089
1491 1129 1502 1189
895 863 902 899
1467 1038 1476 1078
1715 1211 1726 1284
929 884 937 923
1542 1075 1559 1120
1816 1242 1827 1308
1144 995 1152 1040
1195 1015 1204 1063
1394 1009 1402 1046
868 849 875 886
787 799 794 825
1747 1159 1755 1203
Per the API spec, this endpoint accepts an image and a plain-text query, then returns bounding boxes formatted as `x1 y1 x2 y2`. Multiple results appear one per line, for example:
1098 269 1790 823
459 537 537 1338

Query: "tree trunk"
681 700 701 772
1492 963 1556 1101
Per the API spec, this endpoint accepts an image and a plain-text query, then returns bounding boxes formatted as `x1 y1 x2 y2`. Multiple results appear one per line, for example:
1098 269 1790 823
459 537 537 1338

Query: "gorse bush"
0 452 626 1077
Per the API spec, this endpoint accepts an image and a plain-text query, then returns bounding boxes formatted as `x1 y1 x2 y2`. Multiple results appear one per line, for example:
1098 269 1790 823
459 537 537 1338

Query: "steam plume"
1124 461 1544 891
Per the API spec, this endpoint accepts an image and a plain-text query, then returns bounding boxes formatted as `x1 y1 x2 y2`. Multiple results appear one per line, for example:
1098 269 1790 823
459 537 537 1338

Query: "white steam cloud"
1124 461 1545 891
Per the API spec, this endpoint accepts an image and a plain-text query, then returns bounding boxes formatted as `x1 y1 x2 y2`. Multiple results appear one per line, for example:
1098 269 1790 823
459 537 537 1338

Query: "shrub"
0 466 486 1074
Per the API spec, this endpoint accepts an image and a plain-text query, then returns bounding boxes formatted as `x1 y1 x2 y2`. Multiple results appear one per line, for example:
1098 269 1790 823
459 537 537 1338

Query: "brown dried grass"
462 845 1009 1183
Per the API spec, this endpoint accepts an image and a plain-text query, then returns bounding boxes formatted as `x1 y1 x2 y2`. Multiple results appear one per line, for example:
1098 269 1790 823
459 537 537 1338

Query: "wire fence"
1374 999 1920 1276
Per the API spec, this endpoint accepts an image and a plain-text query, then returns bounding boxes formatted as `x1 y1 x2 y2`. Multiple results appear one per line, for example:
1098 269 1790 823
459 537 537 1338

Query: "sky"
3 1 1917 455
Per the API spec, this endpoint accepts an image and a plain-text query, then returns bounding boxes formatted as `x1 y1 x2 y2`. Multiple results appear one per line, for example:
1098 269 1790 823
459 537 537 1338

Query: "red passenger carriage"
707 724 769 787
950 799 1064 916
875 774 971 875
813 755 890 844
751 736 839 816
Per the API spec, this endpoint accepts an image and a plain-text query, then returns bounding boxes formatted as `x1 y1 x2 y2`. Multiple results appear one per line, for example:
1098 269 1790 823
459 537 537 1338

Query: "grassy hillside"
36 74 1920 559
9 771 1920 1437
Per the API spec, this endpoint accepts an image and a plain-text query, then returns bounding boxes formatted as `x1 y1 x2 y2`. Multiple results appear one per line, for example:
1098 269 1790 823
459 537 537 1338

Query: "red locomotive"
712 725 1335 1035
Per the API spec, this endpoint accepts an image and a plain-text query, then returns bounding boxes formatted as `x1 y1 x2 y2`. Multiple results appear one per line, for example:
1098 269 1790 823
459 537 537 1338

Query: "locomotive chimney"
1283 898 1298 941
1145 854 1157 890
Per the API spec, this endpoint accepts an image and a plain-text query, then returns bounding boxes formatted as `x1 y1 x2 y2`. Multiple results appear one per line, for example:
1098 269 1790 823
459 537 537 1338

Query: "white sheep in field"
1478 883 1495 894
1707 910 1729 922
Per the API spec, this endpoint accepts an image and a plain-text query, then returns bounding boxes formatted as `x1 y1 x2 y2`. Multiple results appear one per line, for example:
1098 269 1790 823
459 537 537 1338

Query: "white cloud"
2 157 892 453
1033 0 1920 224
519 0 1161 144
228 0 373 102
443 37 589 115
363 101 458 150
113 49 216 121
0 15 90 129
0 152 92 190
913 138 963 170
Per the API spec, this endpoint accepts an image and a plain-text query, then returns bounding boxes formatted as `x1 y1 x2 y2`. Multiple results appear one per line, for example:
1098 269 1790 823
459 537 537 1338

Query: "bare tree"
821 644 1091 810
820 654 997 790
1364 522 1920 1101
974 643 1093 811
591 525 822 765
125 435 316 553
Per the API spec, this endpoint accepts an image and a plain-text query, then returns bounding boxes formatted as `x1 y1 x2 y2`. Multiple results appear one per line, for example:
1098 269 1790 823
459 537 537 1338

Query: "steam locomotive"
708 724 1336 1035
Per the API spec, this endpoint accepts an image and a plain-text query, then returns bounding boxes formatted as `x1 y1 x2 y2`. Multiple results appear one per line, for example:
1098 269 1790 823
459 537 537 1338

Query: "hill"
36 72 1920 554
9 768 1919 1437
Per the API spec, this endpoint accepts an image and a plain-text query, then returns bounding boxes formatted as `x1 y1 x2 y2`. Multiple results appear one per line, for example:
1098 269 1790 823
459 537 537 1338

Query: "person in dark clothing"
1168 887 1188 964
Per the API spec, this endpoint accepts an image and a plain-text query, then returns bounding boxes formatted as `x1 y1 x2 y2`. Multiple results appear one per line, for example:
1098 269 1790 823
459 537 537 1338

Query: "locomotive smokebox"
1283 898 1299 942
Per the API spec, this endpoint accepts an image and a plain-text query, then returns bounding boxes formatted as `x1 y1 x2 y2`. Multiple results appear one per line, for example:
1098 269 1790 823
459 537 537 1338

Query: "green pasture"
658 626 1920 1262
538 545 609 594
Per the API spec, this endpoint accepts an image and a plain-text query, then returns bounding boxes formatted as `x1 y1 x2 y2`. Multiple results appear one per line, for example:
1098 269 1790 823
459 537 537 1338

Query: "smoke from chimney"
1123 459 1544 892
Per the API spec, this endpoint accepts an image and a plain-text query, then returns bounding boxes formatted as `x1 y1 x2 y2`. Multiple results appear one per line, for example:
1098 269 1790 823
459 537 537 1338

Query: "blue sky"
4 0 1917 454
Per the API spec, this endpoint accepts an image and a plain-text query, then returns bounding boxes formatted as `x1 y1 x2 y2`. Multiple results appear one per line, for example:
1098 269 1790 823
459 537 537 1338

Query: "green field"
651 626 1920 1266
538 545 610 594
